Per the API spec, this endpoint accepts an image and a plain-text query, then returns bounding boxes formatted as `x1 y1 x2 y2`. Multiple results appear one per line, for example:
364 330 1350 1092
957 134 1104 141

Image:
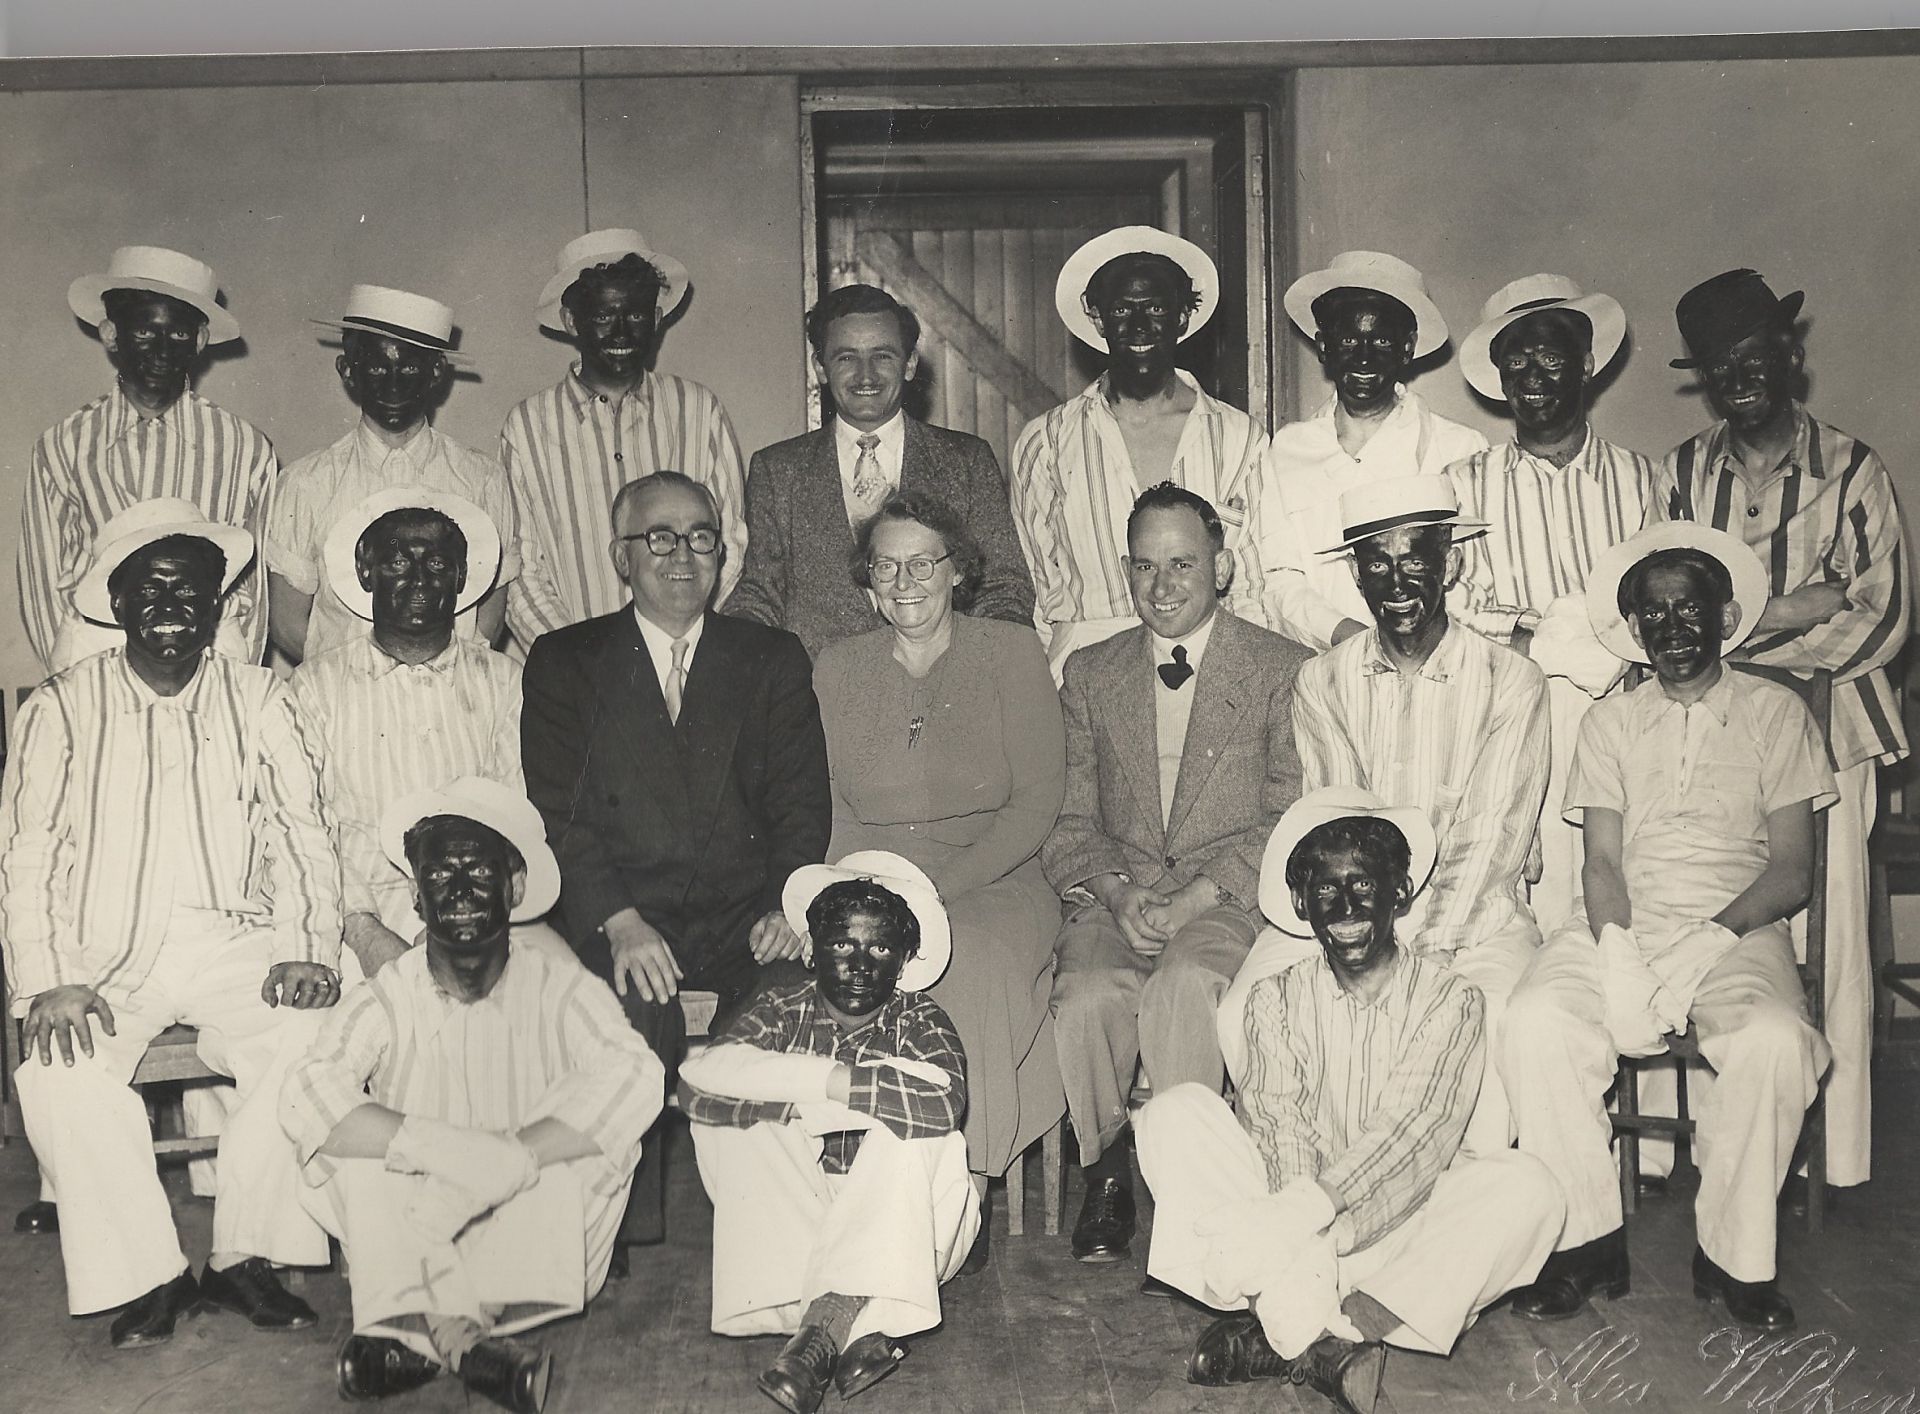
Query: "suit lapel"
596 613 692 821
1102 629 1164 834
675 613 756 830
1166 613 1253 839
797 429 853 558
898 416 932 494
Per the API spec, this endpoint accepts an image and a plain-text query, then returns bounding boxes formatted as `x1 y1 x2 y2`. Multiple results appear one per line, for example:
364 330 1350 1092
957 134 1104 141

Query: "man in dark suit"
522 470 832 1268
729 283 1035 658
1042 482 1311 1266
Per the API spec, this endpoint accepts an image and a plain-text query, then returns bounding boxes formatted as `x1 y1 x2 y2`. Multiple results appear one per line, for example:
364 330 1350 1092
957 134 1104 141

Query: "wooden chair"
1609 664 1833 1233
1867 651 1920 1046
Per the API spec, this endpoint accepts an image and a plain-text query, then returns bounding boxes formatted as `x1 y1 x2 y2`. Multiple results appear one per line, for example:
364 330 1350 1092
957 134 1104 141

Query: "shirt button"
1164 855 1177 870
1747 505 1760 518
614 452 624 462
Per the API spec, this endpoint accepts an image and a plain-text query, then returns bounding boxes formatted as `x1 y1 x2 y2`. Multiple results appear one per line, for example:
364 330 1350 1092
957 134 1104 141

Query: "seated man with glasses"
523 470 833 1275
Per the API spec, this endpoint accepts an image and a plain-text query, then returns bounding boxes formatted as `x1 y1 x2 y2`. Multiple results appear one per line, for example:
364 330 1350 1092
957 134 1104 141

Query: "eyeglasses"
869 554 952 583
618 528 720 557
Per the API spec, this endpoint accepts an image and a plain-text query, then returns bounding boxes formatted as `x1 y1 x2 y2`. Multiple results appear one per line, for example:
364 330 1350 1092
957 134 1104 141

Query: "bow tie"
1158 645 1194 690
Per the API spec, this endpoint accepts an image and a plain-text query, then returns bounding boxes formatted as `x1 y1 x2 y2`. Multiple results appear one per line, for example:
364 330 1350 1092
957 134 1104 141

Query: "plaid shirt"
680 980 966 1174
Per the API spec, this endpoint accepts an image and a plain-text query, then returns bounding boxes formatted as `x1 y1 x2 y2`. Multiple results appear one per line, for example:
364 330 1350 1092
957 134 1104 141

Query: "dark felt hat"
1671 269 1805 369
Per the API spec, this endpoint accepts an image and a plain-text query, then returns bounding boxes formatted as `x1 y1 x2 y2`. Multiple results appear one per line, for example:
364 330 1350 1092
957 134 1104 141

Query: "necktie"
852 432 886 510
664 638 688 724
1158 644 1194 689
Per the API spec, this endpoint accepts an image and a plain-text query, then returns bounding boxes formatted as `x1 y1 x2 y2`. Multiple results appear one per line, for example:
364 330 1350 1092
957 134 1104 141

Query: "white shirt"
632 606 706 697
1151 611 1218 829
833 412 906 492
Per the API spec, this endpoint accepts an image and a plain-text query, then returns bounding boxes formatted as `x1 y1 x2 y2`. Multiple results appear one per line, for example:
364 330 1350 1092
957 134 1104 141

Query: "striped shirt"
1445 428 1661 642
1239 951 1484 1254
281 939 664 1189
290 635 522 920
0 650 341 1009
499 368 746 648
1657 407 1910 770
1009 372 1271 642
1262 388 1488 649
19 385 276 673
264 423 521 660
1294 623 1550 957
680 981 966 1175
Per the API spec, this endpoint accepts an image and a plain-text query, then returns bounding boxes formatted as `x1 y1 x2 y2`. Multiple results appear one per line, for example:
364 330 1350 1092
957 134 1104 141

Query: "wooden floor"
1 1074 1916 1414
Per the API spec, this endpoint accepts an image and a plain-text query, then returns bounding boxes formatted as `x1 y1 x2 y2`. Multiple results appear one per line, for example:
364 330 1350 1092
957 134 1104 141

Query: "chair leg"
1043 1119 1063 1237
1807 1093 1826 1236
1006 1151 1025 1238
1616 1065 1639 1218
1673 1060 1696 1194
1870 859 1893 1050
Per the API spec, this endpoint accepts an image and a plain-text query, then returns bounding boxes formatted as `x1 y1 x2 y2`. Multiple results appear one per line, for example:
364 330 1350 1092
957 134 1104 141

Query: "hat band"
1505 296 1570 315
1340 509 1459 542
340 315 452 350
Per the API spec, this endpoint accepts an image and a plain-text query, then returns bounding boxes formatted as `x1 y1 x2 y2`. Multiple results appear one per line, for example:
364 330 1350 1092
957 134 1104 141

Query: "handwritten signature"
1511 1326 1653 1404
1699 1326 1918 1413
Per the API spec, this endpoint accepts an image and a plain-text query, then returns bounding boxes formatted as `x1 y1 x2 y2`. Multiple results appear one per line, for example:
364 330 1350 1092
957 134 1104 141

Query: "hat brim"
1460 293 1627 401
380 785 561 924
1283 267 1449 360
782 851 952 993
74 520 256 625
1586 521 1770 663
1259 789 1438 938
69 274 241 345
1053 227 1220 351
1318 512 1489 557
309 318 472 366
1670 290 1805 369
536 250 691 333
322 486 502 622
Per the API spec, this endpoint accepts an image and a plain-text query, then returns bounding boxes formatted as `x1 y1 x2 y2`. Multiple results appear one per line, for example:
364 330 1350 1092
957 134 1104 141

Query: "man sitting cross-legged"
1135 787 1563 1412
681 851 978 1414
281 778 664 1413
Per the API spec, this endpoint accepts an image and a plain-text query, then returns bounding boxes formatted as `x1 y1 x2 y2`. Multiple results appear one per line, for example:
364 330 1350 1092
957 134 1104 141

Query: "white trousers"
690 1121 978 1342
1499 925 1830 1282
1531 676 1596 937
1135 1084 1563 1355
300 1156 626 1362
1802 759 1873 1186
14 911 330 1313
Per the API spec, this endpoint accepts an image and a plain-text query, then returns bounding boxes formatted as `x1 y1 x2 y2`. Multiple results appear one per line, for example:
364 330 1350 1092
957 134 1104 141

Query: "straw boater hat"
74 498 255 625
1318 473 1488 556
310 283 469 364
69 245 241 345
1260 785 1438 938
1670 268 1806 370
1283 250 1449 360
1053 225 1220 351
322 486 502 622
537 228 690 332
782 850 952 993
1586 521 1770 664
381 776 561 923
1459 274 1628 401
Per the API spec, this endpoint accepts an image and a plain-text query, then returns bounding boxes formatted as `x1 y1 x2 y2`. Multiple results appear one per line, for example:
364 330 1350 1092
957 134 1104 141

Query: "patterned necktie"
852 432 886 510
664 638 688 724
1158 644 1194 689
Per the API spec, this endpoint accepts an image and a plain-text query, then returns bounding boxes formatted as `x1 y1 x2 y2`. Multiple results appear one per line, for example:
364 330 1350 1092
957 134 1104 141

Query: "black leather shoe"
1297 1334 1388 1414
1509 1227 1631 1321
109 1270 201 1350
1187 1312 1294 1386
14 1199 57 1235
833 1332 905 1401
1692 1246 1795 1332
1140 1275 1180 1299
758 1323 839 1414
338 1334 442 1400
198 1257 317 1330
959 1217 991 1276
461 1336 553 1414
1070 1176 1135 1263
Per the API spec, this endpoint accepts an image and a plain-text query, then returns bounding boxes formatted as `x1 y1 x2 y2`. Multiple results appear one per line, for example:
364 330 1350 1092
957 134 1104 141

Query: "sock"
799 1291 869 1351
1084 1130 1133 1186
426 1314 486 1373
1339 1291 1399 1343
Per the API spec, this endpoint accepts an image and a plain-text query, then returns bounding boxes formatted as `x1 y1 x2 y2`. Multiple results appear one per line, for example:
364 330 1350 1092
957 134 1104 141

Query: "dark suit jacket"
1041 611 1313 910
521 608 832 979
728 416 1037 659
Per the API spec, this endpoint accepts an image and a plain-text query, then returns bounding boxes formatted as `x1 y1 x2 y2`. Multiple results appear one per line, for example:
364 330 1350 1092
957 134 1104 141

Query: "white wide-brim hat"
1318 472 1489 555
74 497 256 625
69 245 240 345
1586 521 1770 664
782 850 952 993
322 486 502 622
310 283 470 364
1283 250 1449 360
1260 785 1438 938
1053 226 1220 351
537 228 690 332
381 776 560 924
1459 274 1627 401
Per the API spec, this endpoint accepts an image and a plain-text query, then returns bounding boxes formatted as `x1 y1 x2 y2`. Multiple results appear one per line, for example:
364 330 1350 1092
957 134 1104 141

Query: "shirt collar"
114 649 210 714
416 939 526 1036
632 605 706 660
1360 619 1460 682
1308 382 1411 426
1507 422 1598 477
1148 608 1219 672
802 983 910 1040
351 419 435 467
833 410 905 459
563 365 654 421
103 382 197 449
1636 664 1739 726
1081 368 1215 421
367 634 462 679
1710 403 1820 484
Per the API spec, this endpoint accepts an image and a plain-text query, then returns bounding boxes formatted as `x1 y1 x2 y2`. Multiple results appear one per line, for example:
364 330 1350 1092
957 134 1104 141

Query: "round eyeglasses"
618 528 720 557
869 553 952 583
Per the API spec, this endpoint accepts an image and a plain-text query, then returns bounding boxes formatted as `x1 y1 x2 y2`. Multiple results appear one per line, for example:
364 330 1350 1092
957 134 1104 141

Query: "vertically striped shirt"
1009 372 1271 641
499 368 746 649
1658 407 1910 770
290 635 522 920
1445 428 1660 642
19 385 276 673
1239 951 1484 1254
1294 623 1550 956
281 939 664 1189
0 650 341 1009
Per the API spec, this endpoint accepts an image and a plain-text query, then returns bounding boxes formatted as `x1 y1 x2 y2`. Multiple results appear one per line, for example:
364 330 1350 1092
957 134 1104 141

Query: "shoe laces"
792 1326 838 1373
1084 1181 1129 1224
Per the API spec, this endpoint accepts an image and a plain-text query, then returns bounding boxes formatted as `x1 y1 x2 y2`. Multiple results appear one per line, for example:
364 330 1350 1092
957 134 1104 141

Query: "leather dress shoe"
1070 1176 1135 1263
460 1335 553 1414
14 1199 58 1235
1187 1314 1385 1411
758 1323 839 1414
833 1332 905 1401
338 1334 442 1401
959 1216 991 1276
109 1270 201 1350
1693 1246 1795 1332
199 1257 318 1330
1509 1227 1631 1321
